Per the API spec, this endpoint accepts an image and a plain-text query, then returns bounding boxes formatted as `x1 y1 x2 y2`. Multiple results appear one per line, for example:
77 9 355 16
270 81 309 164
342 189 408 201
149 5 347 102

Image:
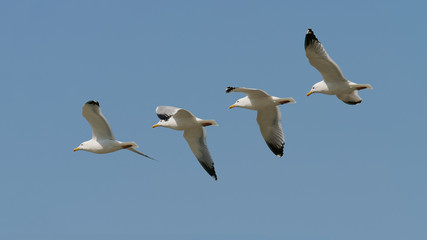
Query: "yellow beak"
229 104 236 109
307 91 313 96
73 148 79 152
152 124 159 128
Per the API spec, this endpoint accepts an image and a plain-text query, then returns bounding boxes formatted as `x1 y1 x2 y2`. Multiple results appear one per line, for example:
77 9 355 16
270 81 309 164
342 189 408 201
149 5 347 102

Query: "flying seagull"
305 28 373 105
152 106 218 180
226 87 295 157
74 100 154 160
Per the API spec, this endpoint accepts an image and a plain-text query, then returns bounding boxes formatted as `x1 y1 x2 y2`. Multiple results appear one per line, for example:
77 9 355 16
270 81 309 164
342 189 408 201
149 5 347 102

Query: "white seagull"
152 106 218 180
305 28 373 105
226 87 295 157
74 100 154 160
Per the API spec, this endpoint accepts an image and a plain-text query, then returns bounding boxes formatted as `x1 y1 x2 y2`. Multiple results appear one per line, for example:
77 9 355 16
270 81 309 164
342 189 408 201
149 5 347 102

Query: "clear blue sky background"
0 1 426 239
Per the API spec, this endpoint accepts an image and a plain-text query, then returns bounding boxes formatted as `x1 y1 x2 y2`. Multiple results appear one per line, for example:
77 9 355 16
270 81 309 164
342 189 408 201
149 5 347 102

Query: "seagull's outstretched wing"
82 101 115 140
256 106 284 157
183 127 217 180
226 86 271 98
336 91 363 105
305 29 347 83
127 147 156 161
156 106 195 121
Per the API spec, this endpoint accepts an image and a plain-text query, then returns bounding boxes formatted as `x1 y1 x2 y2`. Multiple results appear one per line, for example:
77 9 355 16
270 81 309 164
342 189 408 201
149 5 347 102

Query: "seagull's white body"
305 28 373 105
153 106 218 180
74 100 153 159
78 139 124 154
226 87 295 157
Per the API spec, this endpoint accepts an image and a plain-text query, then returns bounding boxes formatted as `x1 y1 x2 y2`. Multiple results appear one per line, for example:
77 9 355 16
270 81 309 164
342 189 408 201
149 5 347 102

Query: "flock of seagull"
73 29 373 180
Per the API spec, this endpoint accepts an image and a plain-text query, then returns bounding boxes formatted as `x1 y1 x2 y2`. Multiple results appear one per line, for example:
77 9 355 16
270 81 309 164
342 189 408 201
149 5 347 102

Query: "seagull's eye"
80 144 83 146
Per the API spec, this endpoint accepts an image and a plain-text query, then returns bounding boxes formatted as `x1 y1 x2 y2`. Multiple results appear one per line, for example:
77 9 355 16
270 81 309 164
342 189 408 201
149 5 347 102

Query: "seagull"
152 106 218 180
74 100 154 160
226 87 295 157
305 28 373 105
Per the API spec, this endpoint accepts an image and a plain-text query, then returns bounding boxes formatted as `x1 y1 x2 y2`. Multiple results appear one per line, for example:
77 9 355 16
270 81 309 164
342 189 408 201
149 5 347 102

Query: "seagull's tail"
352 84 373 90
275 97 296 105
200 120 218 127
120 141 139 149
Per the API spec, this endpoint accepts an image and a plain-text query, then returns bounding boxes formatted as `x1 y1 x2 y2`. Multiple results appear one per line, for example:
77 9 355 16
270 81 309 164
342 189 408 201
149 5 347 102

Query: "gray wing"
183 127 217 180
82 101 115 140
304 29 347 83
256 107 284 157
156 106 195 121
226 86 271 98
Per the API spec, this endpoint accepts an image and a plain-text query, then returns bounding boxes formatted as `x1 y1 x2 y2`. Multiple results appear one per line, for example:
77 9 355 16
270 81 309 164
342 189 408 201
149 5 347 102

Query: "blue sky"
0 0 426 239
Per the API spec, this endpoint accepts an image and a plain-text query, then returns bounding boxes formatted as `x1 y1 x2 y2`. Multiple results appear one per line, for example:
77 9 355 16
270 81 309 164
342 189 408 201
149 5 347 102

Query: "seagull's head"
307 82 328 96
152 120 163 128
73 141 88 152
229 97 251 109
152 120 173 129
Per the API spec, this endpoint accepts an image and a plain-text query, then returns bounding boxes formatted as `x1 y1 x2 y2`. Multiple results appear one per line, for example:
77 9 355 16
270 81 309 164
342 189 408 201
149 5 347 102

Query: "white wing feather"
183 127 217 180
226 87 271 98
82 101 115 140
256 107 285 157
305 29 347 83
336 91 362 105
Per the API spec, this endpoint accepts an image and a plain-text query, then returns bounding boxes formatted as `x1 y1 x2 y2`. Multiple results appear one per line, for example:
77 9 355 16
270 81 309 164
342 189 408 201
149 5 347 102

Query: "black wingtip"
266 142 284 157
226 86 236 93
305 28 319 49
157 113 172 121
85 100 99 106
343 99 362 105
200 162 218 180
208 168 218 181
